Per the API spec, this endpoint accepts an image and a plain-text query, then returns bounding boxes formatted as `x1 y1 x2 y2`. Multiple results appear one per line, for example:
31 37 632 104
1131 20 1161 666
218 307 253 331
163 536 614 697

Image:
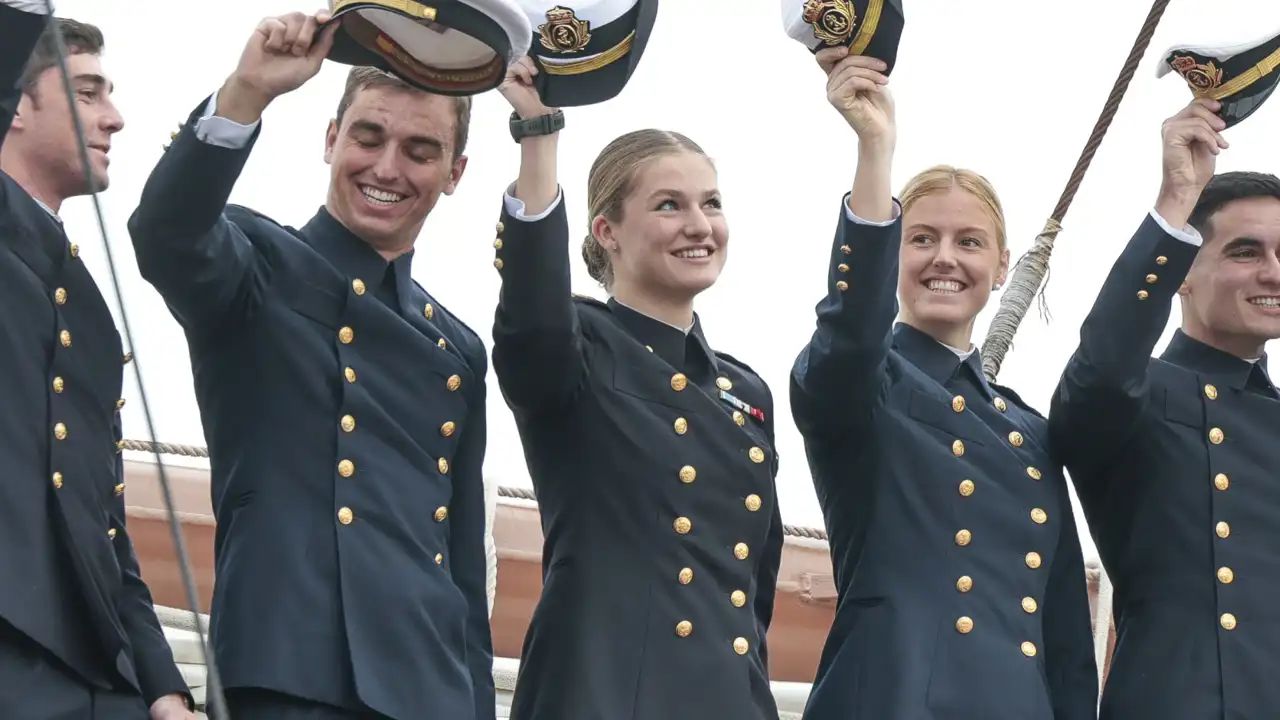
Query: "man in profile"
0 2 194 718
128 9 494 720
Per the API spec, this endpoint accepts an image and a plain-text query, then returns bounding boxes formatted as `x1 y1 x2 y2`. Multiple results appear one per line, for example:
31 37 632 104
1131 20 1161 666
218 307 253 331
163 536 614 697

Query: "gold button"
116 398 125 409
678 567 693 584
122 351 133 364
338 459 354 477
840 245 851 254
673 417 688 434
733 637 749 655
114 483 124 496
958 479 975 497
435 553 443 564
434 506 448 522
424 303 434 320
1031 508 1047 524
734 542 749 560
955 529 971 546
1146 273 1158 284
674 517 692 534
1137 290 1149 300
670 373 687 391
952 440 965 456
955 617 973 634
1025 551 1042 569
340 415 355 432
1215 473 1229 491
1221 613 1237 630
338 507 353 524
107 528 117 539
494 258 504 270
749 447 765 463
60 330 71 347
1209 428 1224 444
1205 384 1218 400
730 590 747 607
438 338 447 349
338 326 354 344
676 621 692 637
745 494 762 512
1218 567 1234 584
994 397 1007 412
956 576 972 592
345 367 357 383
69 243 79 258
1027 466 1042 480
52 377 64 393
679 466 696 484
1216 521 1230 538
54 287 67 304
837 263 850 273
495 221 505 233
440 421 456 437
493 238 503 250
1008 431 1023 446
733 411 745 426
1022 597 1038 613
53 422 67 440
951 395 966 412
52 472 63 489
438 457 450 474
352 278 366 295
1021 641 1038 657
1156 255 1168 265
836 280 849 291
716 377 733 391
447 375 461 391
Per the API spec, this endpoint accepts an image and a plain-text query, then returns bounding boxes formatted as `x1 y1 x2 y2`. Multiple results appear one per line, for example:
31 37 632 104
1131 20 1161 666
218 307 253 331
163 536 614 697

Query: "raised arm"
126 12 336 337
791 48 900 440
448 348 496 720
490 58 586 414
0 2 48 149
1049 98 1225 478
1040 484 1099 720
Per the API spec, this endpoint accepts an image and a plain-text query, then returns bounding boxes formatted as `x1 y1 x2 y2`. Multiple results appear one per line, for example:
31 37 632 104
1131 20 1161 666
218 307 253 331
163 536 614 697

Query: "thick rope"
120 439 833 541
980 0 1174 381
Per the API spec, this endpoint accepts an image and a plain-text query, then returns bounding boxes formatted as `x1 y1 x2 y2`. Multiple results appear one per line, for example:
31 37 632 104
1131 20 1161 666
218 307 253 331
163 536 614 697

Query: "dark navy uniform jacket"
125 98 494 720
491 190 784 720
1050 211 1280 720
0 3 189 712
790 197 1098 719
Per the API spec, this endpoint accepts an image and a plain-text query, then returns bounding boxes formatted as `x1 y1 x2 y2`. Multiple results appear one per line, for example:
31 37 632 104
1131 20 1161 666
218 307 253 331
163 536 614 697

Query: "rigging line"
39 3 228 716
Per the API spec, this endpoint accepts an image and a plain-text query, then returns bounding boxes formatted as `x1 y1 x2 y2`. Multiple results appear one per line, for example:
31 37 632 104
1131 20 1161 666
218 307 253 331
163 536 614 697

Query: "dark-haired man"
1051 96 1280 719
127 9 494 720
0 1 194 718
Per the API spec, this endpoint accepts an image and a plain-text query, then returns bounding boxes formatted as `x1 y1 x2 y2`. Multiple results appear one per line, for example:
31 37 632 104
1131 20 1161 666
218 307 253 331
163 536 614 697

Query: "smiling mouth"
925 278 967 294
359 184 406 207
672 247 714 260
1248 296 1280 309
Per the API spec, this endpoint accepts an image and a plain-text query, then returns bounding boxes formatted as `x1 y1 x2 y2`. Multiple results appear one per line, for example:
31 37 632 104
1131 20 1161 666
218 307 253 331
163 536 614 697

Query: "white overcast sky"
53 0 1280 564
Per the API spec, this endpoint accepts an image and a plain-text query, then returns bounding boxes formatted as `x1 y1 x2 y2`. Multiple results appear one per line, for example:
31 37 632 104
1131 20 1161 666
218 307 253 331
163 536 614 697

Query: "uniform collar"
608 297 718 374
1162 329 1271 392
301 206 417 311
893 322 995 401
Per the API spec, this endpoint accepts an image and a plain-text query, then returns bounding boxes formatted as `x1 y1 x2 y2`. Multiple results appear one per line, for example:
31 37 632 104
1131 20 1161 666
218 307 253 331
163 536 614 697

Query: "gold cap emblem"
802 0 857 46
539 6 592 53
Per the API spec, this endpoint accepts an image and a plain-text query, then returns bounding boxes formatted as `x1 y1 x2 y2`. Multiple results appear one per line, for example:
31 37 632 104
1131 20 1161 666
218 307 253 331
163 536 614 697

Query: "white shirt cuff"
1148 208 1203 247
844 195 901 227
502 183 563 222
193 92 259 150
2 0 52 13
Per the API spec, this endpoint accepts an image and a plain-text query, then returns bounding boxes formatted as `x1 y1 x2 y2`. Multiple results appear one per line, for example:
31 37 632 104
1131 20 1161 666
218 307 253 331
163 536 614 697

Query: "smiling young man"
1050 97 1280 720
126 10 496 720
0 2 194 719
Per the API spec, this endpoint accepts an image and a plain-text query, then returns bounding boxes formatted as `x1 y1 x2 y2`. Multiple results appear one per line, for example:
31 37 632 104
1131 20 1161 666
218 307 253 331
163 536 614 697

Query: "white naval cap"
1155 26 1280 128
781 0 905 75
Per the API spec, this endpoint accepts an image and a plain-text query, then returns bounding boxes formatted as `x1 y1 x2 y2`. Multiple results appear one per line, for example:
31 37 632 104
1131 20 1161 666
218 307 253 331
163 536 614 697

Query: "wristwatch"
510 110 565 143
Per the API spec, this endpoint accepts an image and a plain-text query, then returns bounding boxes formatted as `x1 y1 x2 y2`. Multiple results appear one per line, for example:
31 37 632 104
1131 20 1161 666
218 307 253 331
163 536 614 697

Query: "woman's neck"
904 316 975 354
612 283 694 331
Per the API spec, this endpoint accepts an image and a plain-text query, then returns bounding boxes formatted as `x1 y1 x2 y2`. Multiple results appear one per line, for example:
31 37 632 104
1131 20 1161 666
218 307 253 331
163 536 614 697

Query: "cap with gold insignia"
782 0 905 76
326 0 533 96
1156 27 1280 129
516 0 658 107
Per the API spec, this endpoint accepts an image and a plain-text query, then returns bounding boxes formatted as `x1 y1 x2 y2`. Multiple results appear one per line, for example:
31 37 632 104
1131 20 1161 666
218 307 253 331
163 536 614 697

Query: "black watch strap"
510 110 565 143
